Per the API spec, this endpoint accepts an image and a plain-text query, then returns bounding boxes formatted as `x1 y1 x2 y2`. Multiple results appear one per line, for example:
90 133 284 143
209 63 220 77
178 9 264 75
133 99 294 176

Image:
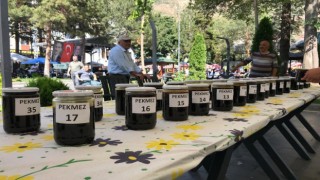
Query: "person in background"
67 55 84 86
232 40 278 77
207 69 214 79
73 45 82 61
108 35 150 83
301 67 320 83
75 64 100 85
53 42 63 63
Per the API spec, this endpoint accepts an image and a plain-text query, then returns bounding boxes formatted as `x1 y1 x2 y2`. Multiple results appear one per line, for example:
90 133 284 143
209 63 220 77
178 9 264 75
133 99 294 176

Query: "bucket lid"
163 85 188 90
186 83 209 88
2 87 39 93
52 90 93 97
166 81 185 85
115 84 138 88
143 82 164 87
125 87 156 92
211 82 234 88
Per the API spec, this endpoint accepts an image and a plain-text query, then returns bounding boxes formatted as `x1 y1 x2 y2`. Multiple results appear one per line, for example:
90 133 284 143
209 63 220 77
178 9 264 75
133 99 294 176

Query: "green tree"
30 0 73 76
8 0 34 54
144 14 177 56
30 0 108 76
188 33 207 80
130 0 155 73
251 17 275 52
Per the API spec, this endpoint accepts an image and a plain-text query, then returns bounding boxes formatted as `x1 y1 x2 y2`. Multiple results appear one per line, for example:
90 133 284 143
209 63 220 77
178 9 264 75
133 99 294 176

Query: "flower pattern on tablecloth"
266 98 283 105
223 118 248 122
41 135 54 141
0 142 42 153
90 138 122 147
0 175 34 180
110 151 155 164
176 124 203 131
146 139 179 150
229 129 244 142
112 125 129 131
171 132 200 141
240 106 260 114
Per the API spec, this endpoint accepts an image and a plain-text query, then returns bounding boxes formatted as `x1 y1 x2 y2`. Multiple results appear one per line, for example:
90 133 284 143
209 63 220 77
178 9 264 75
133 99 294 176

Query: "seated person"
75 65 101 86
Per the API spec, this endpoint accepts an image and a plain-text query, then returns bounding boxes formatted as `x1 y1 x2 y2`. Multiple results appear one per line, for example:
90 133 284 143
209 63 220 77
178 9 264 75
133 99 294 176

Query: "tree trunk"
140 14 146 73
81 34 86 63
149 19 158 82
279 2 291 76
303 0 319 69
14 21 20 53
44 24 51 77
245 23 251 56
38 28 45 56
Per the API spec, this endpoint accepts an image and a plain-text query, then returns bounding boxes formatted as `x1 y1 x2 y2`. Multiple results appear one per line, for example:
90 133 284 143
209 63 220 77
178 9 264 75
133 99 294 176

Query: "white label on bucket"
260 84 265 93
265 83 270 91
15 98 40 116
249 85 257 94
156 89 163 100
272 82 276 90
132 97 156 114
280 82 284 88
94 94 103 108
216 89 234 100
286 82 291 88
192 91 210 103
55 103 90 124
240 86 247 96
169 93 189 107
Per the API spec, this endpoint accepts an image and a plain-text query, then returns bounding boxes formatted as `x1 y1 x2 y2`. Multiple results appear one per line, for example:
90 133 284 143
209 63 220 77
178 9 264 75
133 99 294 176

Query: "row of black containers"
119 76 310 131
2 75 310 146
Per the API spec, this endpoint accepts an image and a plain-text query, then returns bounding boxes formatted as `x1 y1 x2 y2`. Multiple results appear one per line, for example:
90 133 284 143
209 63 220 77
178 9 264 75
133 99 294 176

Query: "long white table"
0 87 319 179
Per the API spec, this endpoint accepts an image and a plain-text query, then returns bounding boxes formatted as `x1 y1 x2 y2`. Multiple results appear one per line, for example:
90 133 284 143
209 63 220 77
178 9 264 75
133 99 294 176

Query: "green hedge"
27 77 69 106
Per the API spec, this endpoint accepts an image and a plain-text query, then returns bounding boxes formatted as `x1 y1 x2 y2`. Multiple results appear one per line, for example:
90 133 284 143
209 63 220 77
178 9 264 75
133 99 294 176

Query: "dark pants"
108 74 130 98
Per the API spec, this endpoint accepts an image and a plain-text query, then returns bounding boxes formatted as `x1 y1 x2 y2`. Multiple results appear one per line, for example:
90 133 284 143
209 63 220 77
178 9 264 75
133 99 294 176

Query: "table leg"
284 120 315 153
275 123 311 160
296 113 320 141
243 140 281 180
206 146 235 180
258 136 297 180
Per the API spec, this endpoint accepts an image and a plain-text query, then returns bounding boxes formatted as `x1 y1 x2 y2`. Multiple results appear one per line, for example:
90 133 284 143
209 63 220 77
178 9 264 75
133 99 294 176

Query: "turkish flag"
60 42 75 62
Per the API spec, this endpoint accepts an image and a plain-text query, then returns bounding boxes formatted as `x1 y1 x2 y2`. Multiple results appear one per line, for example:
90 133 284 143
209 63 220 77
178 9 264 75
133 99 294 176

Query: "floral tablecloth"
0 87 319 180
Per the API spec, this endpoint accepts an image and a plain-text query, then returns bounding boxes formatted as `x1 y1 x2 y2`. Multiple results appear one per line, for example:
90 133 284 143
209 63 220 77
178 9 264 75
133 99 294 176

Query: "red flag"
60 42 75 62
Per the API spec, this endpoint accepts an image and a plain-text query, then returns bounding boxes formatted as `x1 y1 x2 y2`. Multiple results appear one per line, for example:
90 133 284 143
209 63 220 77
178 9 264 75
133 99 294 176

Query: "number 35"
27 107 37 113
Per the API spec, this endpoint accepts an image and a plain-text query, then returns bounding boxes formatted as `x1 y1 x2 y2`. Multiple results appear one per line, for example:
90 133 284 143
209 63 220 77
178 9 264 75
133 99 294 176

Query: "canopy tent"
21 57 59 65
144 57 176 65
10 53 31 62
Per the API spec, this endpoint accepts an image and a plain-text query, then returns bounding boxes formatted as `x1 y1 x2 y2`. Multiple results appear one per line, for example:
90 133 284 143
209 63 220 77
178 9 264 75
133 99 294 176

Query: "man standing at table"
67 55 84 86
108 35 150 83
232 40 278 77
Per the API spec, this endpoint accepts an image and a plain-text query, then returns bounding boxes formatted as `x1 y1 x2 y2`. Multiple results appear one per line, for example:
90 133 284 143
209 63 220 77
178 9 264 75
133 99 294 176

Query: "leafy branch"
17 159 92 179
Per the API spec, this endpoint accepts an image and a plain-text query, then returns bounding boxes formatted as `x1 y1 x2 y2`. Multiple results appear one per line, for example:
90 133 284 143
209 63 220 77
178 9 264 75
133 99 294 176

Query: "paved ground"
179 103 320 180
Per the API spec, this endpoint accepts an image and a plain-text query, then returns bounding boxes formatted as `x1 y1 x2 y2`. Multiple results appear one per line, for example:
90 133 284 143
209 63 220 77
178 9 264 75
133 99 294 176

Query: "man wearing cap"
232 40 278 77
108 35 150 83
